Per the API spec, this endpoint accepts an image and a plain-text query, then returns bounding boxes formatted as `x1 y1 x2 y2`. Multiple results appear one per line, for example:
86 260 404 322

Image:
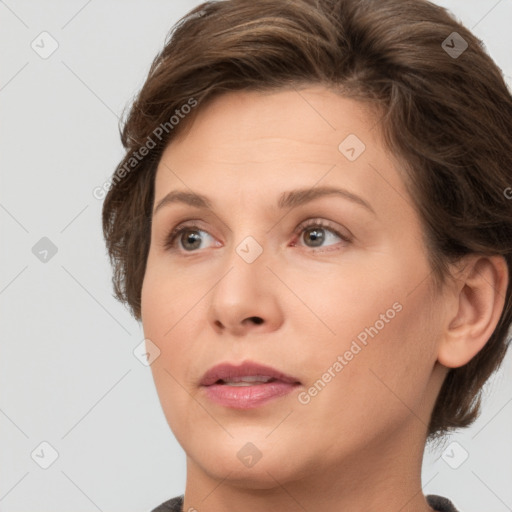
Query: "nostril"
249 317 263 325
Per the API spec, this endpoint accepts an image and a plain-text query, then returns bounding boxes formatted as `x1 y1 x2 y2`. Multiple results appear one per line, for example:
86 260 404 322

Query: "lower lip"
202 381 299 409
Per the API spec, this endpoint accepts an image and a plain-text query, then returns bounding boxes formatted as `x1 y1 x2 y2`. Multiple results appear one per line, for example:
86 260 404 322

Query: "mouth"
200 361 301 409
200 361 301 387
212 375 279 386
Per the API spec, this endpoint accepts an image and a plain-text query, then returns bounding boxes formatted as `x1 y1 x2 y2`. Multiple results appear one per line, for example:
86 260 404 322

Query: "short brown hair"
102 0 512 439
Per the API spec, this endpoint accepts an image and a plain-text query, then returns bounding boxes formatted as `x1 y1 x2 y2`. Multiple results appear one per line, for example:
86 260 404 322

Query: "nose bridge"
219 229 268 292
222 204 271 268
234 231 266 266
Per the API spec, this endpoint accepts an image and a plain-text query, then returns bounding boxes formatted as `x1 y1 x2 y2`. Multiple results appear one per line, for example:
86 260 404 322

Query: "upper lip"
200 361 301 386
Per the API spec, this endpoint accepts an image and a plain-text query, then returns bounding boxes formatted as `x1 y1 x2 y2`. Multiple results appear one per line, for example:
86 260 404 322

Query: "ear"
437 254 509 369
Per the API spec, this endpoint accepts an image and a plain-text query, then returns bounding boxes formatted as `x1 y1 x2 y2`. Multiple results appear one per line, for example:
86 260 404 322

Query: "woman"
102 0 512 511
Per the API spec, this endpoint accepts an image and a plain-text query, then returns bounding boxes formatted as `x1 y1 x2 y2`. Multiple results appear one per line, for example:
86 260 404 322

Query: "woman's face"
141 86 449 489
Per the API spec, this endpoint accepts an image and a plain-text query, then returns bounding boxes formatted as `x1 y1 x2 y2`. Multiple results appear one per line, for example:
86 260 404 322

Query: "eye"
292 218 351 251
162 218 351 253
163 223 217 252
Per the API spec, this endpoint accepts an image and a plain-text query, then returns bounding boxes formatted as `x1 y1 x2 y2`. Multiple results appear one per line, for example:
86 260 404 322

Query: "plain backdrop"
1 1 511 511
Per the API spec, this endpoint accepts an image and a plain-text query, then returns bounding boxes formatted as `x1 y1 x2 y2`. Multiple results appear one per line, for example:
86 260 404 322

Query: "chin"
200 458 297 490
186 435 306 488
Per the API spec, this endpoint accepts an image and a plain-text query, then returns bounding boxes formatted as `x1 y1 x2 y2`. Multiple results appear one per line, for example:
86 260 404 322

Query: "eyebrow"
153 186 376 216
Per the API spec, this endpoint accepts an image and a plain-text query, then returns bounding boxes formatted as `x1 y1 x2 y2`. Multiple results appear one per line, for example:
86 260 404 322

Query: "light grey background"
1 1 511 511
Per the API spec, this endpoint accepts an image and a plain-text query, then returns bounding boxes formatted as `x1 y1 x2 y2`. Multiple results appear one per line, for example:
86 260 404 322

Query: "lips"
200 361 301 387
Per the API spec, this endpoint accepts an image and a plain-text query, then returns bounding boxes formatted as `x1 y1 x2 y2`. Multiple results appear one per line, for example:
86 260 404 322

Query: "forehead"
165 86 382 161
154 87 414 223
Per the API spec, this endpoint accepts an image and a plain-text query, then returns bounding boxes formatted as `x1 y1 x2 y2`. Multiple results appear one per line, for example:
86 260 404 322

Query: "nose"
207 240 284 337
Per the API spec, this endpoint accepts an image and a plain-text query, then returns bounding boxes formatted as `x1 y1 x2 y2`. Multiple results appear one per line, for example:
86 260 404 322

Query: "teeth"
221 375 275 385
223 382 259 386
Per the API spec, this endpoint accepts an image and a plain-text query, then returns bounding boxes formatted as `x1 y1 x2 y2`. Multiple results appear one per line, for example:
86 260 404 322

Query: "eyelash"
162 218 352 254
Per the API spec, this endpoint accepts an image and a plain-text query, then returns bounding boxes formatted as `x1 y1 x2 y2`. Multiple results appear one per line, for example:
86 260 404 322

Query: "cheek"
301 268 440 432
141 289 200 446
141 252 174 325
140 260 192 415
141 251 203 337
141 261 198 372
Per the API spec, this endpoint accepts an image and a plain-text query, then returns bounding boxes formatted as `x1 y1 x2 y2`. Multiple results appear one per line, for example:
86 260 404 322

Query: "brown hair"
102 0 512 439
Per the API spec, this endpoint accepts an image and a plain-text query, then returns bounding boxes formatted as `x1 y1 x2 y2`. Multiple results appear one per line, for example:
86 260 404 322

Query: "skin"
140 86 508 512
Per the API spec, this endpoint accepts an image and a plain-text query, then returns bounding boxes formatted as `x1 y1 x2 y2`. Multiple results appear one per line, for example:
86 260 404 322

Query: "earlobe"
437 254 509 369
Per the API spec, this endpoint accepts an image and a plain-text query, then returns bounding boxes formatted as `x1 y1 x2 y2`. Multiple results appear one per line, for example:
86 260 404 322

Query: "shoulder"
426 494 460 512
150 494 184 512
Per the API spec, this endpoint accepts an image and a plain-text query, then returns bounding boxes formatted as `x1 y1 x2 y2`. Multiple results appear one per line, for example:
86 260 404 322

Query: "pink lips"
200 361 301 409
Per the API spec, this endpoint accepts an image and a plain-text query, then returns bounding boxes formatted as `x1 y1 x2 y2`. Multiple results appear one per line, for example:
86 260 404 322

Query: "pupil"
306 227 324 247
183 230 201 250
